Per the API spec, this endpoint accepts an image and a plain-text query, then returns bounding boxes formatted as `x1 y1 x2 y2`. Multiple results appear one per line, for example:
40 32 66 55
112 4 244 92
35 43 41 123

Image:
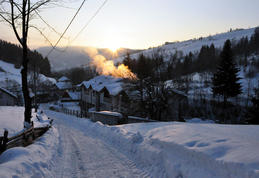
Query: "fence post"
31 121 35 139
2 130 8 151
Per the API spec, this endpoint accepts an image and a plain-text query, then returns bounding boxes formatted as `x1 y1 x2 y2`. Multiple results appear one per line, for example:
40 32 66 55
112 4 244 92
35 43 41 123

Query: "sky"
0 0 259 50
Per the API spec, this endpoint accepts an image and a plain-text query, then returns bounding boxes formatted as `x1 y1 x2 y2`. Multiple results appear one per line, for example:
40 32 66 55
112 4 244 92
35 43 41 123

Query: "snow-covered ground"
0 60 56 86
0 106 51 136
0 108 150 178
1 107 259 177
116 122 259 176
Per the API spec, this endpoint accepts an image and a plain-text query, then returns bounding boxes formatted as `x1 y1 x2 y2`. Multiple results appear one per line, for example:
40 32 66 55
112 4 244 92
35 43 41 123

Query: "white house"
79 75 130 113
0 87 17 106
55 76 73 91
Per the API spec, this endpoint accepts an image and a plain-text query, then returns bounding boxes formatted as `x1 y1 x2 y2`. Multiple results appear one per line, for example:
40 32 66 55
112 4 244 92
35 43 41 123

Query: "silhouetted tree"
212 40 242 106
0 0 53 126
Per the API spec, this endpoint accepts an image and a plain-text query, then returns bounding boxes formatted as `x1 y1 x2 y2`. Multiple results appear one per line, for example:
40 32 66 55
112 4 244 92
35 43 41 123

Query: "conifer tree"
212 40 242 105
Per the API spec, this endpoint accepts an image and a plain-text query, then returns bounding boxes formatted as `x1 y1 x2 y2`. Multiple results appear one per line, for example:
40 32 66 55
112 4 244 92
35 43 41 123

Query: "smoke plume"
85 48 137 80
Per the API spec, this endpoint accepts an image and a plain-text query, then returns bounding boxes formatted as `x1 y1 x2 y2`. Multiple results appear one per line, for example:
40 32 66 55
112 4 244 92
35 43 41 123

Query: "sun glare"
109 45 119 53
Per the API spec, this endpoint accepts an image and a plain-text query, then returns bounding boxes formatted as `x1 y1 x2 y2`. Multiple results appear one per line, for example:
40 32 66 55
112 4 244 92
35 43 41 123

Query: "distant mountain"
37 27 258 71
37 46 142 71
114 27 257 63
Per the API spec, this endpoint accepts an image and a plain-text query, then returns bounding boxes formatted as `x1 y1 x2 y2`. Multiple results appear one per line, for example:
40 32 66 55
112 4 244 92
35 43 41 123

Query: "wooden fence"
62 108 88 118
0 121 52 154
49 106 156 125
50 106 88 118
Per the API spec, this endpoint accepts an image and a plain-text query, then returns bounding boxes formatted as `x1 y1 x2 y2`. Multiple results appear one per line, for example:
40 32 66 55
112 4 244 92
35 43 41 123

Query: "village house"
79 75 188 121
59 90 81 110
50 76 73 100
55 76 73 92
0 87 17 106
79 75 130 113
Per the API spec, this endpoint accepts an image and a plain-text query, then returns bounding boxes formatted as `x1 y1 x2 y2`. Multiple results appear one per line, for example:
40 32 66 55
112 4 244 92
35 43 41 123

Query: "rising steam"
85 48 137 80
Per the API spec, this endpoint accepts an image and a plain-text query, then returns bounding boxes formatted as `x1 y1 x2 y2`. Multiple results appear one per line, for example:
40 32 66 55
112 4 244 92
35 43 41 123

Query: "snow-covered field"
1 107 259 177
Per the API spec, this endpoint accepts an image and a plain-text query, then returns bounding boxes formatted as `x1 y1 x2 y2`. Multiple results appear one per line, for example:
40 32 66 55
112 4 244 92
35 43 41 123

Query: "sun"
109 45 119 53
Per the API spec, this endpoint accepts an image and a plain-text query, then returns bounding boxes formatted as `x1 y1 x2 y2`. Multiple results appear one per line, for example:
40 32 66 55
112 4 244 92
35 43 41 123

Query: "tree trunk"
21 42 32 125
223 95 227 123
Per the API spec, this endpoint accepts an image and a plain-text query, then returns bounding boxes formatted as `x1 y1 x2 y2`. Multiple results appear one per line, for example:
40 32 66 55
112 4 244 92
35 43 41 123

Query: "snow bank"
186 118 215 123
97 123 259 176
43 110 259 177
114 122 259 177
0 127 59 178
0 107 58 177
98 111 123 117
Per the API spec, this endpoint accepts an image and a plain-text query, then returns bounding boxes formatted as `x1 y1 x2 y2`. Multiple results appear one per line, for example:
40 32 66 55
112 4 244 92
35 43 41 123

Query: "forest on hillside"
0 40 51 76
120 27 259 124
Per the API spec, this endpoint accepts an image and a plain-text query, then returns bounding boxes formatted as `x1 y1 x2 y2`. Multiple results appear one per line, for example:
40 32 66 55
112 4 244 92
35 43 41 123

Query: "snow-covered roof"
67 91 80 100
62 91 80 100
58 76 70 82
80 75 124 96
0 87 17 98
55 81 72 90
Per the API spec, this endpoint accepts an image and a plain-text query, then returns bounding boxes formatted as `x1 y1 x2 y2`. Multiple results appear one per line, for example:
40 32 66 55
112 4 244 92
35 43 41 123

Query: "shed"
0 87 17 106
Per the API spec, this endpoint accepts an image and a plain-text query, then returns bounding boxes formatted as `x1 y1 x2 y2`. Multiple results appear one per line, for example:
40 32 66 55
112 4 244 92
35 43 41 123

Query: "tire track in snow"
48 111 150 178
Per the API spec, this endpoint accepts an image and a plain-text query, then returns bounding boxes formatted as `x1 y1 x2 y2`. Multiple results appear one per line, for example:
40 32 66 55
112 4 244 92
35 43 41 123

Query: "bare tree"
28 62 40 111
0 0 52 127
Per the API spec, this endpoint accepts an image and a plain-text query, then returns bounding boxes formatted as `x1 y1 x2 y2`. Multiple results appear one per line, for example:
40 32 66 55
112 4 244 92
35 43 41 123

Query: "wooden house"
0 87 17 106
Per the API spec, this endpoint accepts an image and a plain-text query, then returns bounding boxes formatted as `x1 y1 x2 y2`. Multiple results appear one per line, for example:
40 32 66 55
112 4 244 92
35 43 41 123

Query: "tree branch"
9 0 22 45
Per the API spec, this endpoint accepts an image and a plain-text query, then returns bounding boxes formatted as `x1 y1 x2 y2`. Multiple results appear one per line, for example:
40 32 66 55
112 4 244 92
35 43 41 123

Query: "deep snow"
1 107 259 177
0 107 150 178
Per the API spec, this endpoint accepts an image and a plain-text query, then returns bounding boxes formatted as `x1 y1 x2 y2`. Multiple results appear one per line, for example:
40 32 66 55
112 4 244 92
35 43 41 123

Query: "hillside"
115 27 257 63
0 60 56 89
0 39 51 76
37 46 142 71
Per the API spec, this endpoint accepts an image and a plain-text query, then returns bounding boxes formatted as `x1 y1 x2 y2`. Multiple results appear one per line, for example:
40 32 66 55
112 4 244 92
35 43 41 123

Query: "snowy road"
1 107 258 178
45 110 150 178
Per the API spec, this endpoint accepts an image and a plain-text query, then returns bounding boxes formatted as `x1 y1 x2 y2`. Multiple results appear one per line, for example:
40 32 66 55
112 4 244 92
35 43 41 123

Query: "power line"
70 0 108 44
35 10 64 37
45 0 88 57
44 0 109 59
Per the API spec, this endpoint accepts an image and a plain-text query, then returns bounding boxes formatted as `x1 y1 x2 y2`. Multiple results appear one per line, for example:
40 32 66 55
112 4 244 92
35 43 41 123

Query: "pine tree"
212 40 242 104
